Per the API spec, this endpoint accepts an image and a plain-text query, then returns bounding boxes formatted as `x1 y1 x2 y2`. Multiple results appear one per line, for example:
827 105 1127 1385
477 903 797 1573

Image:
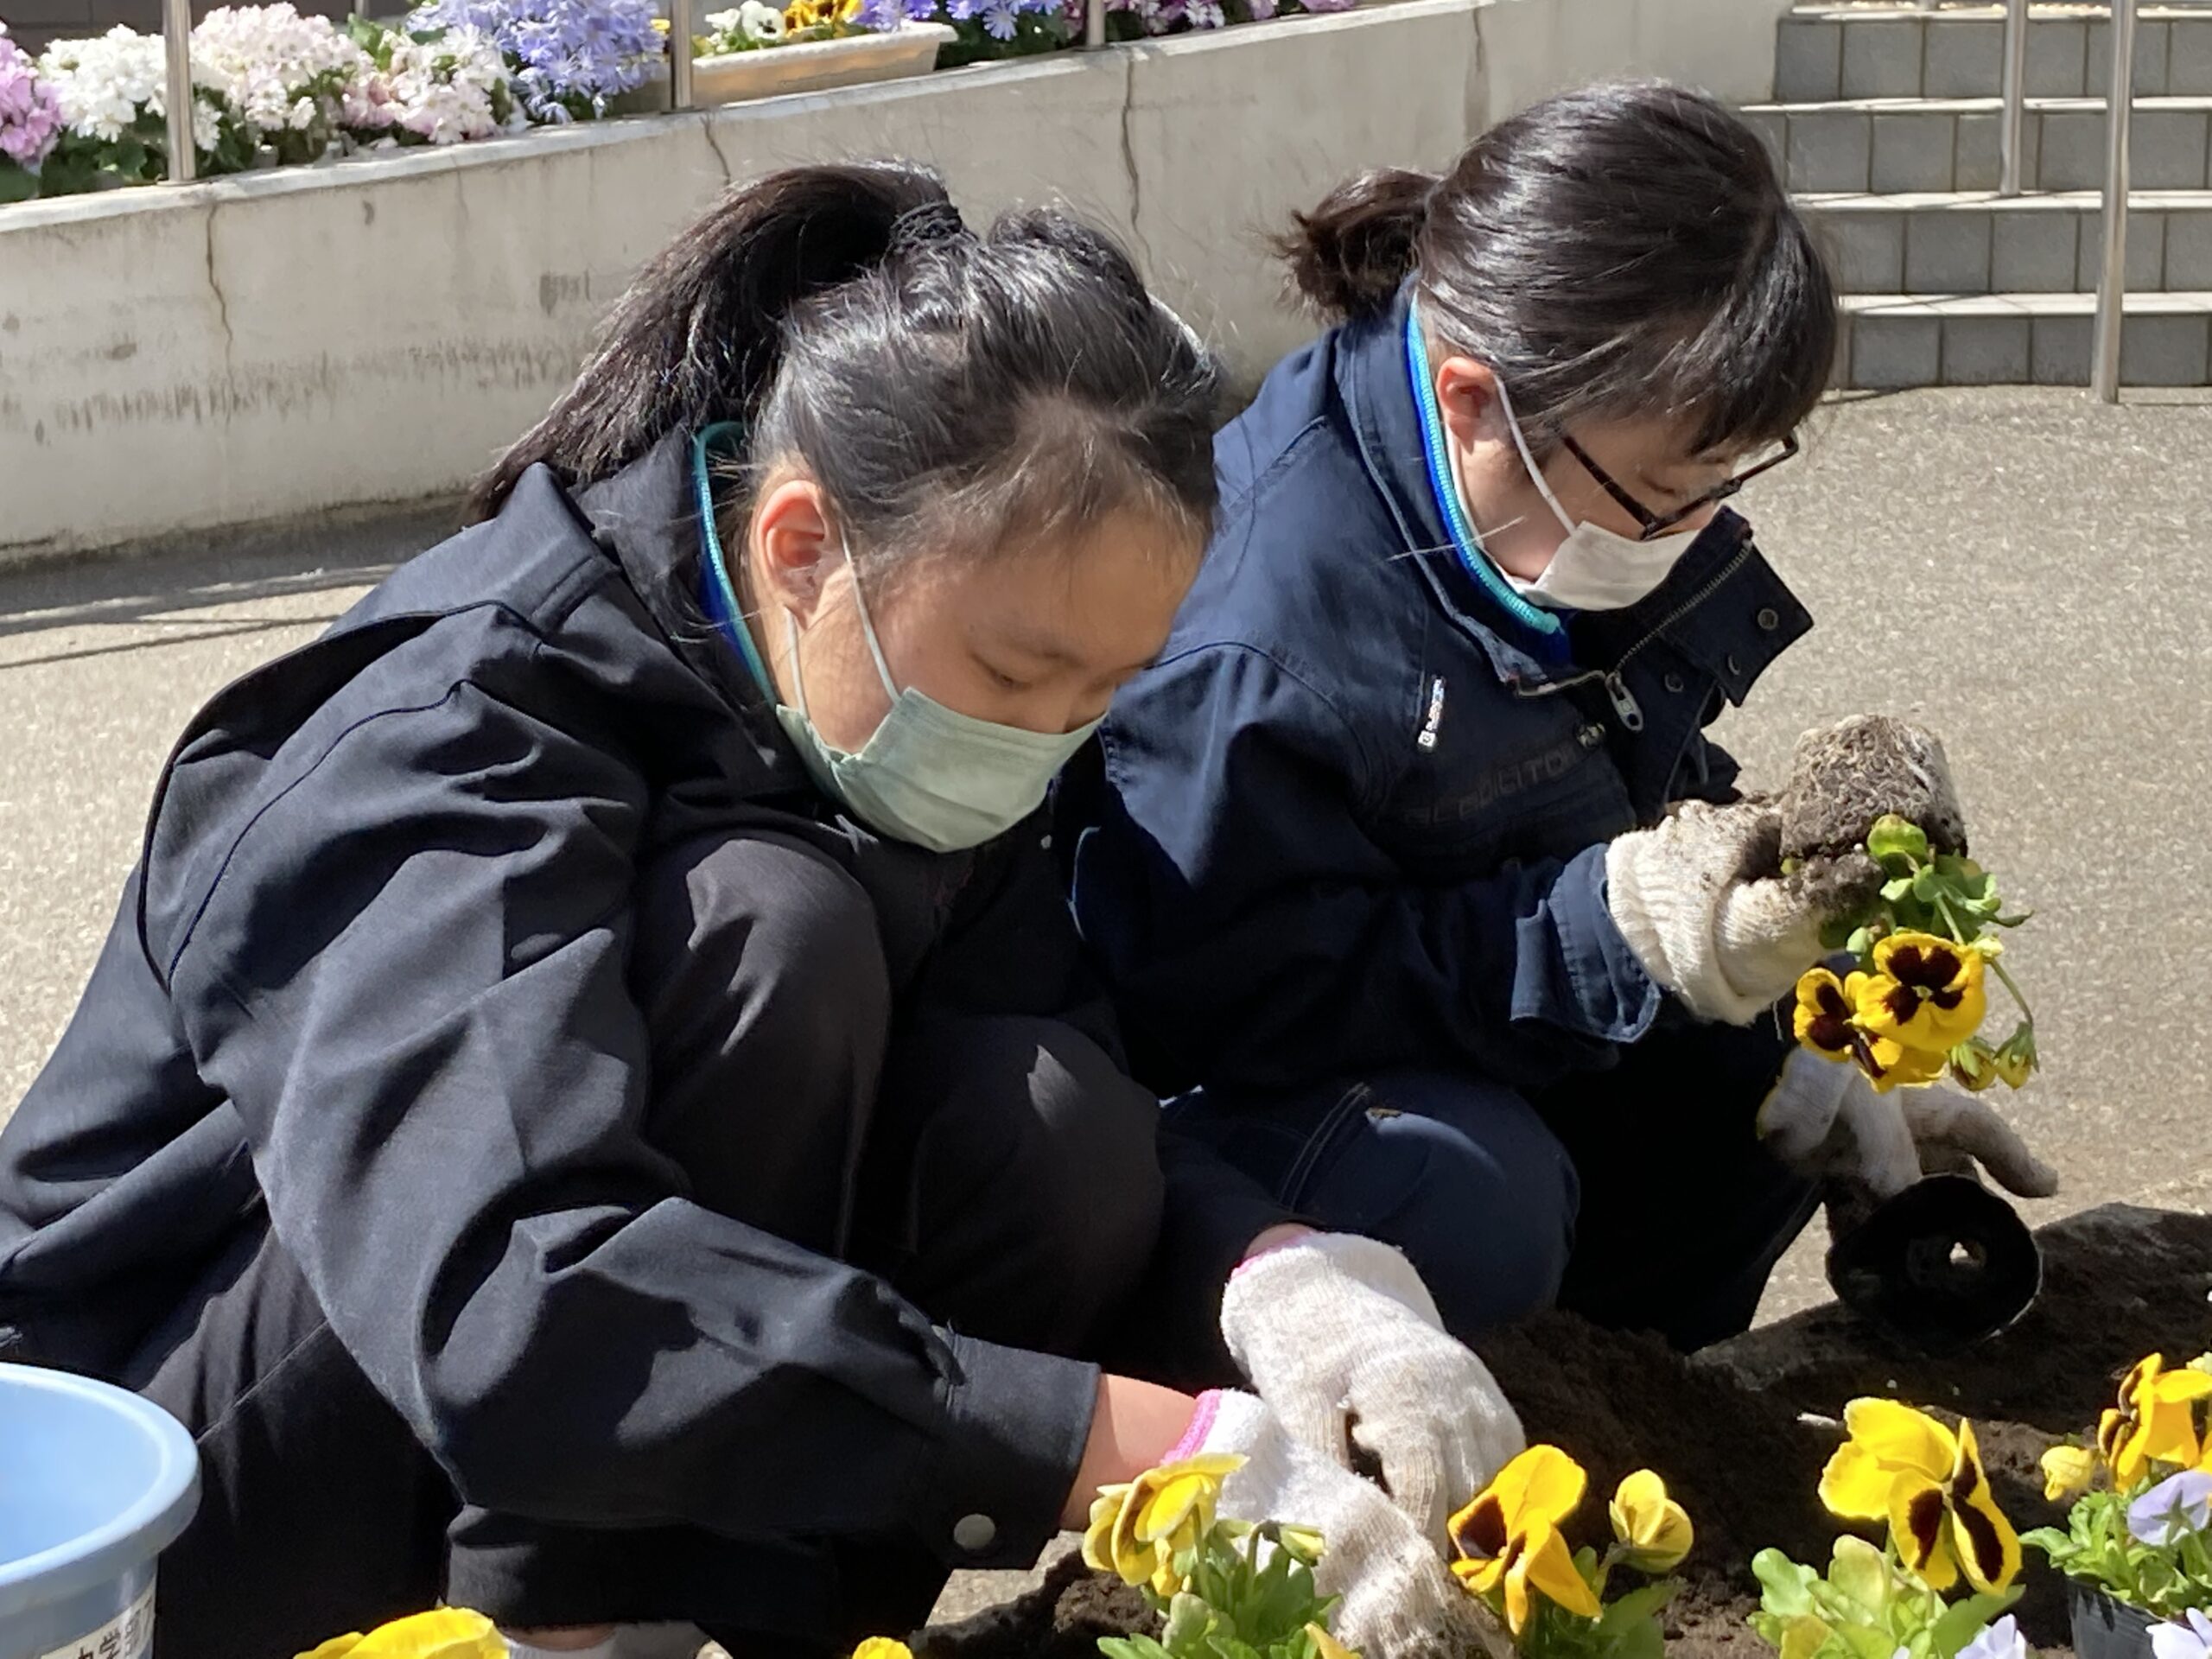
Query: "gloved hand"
1758 1046 2058 1200
1605 798 1880 1025
1190 1389 1507 1659
1220 1232 1524 1544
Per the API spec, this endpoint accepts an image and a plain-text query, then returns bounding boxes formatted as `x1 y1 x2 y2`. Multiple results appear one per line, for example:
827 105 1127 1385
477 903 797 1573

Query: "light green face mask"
776 535 1100 854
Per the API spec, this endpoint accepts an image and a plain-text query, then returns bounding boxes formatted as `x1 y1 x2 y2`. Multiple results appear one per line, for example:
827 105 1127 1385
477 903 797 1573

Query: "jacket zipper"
1509 524 1759 734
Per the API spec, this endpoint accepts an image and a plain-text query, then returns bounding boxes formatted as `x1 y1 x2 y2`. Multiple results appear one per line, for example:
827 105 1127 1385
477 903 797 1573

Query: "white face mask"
1487 379 1702 613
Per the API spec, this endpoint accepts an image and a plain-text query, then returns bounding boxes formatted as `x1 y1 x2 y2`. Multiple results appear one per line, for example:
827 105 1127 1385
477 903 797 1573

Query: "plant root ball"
1777 715 1967 867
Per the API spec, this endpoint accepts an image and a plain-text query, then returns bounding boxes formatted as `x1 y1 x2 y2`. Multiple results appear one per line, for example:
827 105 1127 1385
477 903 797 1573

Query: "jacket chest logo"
1394 730 1595 827
1416 677 1446 752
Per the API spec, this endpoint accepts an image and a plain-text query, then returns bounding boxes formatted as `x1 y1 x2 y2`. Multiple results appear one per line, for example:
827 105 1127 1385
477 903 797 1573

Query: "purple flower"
978 0 1019 35
0 27 63 168
410 0 658 119
2152 1610 2212 1659
1244 0 1275 19
2130 1469 2212 1548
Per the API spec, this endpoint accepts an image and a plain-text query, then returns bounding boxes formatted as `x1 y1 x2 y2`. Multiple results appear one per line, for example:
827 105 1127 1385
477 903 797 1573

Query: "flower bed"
920 1206 2212 1659
0 0 1357 205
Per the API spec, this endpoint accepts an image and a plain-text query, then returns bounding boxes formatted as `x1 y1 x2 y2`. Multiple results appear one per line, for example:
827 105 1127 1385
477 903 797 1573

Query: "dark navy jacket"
1068 291 1812 1100
0 435 1285 1602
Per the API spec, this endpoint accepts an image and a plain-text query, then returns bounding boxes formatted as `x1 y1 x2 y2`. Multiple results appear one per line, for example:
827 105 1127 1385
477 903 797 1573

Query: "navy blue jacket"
0 435 1286 1594
1068 292 1812 1099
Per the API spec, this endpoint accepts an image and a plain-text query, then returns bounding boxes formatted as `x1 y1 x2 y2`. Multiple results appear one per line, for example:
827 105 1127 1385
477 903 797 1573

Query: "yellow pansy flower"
296 1610 506 1659
1854 933 1988 1055
2096 1354 2212 1486
852 1643 913 1659
2041 1444 2100 1503
1448 1445 1602 1635
1793 969 1861 1064
1819 1400 2018 1593
1608 1469 1694 1573
1082 1452 1245 1598
1305 1623 1360 1659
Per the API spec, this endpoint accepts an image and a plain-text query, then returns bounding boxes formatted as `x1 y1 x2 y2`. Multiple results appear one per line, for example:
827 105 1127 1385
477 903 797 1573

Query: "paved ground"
2 387 2208 1626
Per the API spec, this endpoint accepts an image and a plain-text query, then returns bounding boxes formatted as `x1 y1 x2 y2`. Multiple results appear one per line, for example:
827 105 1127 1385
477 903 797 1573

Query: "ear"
748 472 840 626
1433 355 1503 449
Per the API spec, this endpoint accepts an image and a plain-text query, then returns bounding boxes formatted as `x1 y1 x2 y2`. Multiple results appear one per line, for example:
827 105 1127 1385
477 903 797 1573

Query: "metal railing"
1992 0 2139 399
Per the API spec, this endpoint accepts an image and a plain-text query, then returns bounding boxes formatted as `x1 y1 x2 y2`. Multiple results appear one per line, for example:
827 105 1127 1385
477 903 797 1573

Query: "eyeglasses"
1558 432 1802 543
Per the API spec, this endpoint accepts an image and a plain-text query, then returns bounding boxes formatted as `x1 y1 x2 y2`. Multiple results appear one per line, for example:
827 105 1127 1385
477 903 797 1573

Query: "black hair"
1277 80 1835 457
472 161 1223 570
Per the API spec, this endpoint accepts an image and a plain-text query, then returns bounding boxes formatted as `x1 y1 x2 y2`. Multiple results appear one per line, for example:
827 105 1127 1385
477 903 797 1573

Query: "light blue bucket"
0 1364 199 1659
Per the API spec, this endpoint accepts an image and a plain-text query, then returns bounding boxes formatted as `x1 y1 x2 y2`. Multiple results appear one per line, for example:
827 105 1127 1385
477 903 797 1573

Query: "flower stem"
1989 955 2037 1029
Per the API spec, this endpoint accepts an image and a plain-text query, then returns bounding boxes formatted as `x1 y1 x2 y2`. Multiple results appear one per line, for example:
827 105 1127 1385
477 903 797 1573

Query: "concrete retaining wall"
0 0 1790 558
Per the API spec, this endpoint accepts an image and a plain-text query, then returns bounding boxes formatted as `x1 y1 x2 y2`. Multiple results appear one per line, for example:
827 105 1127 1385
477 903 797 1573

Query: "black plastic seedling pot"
2067 1580 2159 1659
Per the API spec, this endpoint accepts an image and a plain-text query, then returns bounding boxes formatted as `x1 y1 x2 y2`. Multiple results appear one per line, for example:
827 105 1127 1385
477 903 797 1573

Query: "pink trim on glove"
1165 1390 1223 1462
1230 1230 1315 1280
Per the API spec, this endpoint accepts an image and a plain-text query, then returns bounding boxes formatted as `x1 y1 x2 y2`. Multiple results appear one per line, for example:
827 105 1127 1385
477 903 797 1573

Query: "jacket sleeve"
157 674 1092 1567
1073 644 1665 1098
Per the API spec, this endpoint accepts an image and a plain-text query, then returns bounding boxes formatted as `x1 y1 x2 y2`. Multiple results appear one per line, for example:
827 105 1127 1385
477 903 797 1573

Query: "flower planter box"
2067 1581 2159 1659
616 23 953 111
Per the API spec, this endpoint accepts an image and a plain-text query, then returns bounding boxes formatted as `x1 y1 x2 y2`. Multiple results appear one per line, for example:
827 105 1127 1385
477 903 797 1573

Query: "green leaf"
1754 1549 1821 1619
1911 868 1944 904
1100 1638 1173 1659
1821 916 1860 951
1867 815 1930 866
1882 876 1917 904
1929 1590 2024 1658
1847 925 1879 959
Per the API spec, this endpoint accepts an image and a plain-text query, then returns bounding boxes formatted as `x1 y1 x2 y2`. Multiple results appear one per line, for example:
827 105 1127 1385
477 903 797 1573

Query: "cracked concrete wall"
0 0 1785 558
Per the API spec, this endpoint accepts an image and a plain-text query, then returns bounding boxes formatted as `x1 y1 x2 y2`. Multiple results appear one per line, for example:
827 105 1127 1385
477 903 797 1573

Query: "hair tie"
889 200 969 255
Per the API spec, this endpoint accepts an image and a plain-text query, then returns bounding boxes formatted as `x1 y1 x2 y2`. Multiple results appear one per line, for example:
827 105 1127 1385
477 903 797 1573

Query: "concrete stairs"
1748 5 2212 387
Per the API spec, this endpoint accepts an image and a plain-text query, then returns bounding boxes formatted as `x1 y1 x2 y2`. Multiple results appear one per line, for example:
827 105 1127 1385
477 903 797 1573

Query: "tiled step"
1836 289 2212 386
1742 96 2212 193
1778 7 2212 102
1804 189 2212 293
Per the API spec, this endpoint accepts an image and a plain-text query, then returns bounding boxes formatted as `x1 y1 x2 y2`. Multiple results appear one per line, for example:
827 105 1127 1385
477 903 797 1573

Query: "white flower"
2153 1610 2212 1659
372 25 508 143
189 4 365 143
736 1 785 38
1956 1616 2027 1659
39 27 168 142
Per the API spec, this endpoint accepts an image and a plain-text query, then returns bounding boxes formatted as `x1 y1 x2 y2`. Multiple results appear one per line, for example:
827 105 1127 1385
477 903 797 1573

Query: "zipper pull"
1605 672 1645 733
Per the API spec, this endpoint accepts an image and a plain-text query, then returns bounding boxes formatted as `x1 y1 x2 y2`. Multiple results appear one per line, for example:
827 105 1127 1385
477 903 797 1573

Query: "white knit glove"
1192 1389 1504 1659
1605 798 1880 1025
1758 1048 2059 1200
1220 1233 1524 1545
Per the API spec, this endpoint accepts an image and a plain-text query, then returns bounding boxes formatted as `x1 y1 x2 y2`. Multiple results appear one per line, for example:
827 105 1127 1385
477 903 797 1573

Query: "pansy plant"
1790 815 2038 1093
2026 1352 2212 1624
1448 1447 1694 1659
1079 1454 1354 1659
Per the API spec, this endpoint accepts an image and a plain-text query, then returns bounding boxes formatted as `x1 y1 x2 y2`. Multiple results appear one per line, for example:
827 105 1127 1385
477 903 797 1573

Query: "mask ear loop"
1492 379 1579 538
781 528 902 719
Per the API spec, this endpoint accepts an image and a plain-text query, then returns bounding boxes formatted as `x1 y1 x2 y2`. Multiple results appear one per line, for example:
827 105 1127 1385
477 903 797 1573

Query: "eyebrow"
989 626 1089 669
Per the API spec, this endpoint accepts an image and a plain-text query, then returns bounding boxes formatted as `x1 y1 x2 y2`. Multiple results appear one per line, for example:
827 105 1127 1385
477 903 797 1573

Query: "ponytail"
1274 167 1436 324
468 161 951 519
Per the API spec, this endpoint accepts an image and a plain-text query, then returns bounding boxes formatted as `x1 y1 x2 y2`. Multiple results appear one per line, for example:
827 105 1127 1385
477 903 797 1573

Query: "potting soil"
919 1205 2212 1659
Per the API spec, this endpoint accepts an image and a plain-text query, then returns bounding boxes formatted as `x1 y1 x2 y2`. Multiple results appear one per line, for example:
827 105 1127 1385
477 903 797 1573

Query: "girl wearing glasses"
1067 82 2053 1385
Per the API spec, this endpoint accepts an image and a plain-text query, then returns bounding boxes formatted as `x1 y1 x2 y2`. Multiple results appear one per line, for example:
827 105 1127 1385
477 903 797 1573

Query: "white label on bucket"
36 1581 154 1659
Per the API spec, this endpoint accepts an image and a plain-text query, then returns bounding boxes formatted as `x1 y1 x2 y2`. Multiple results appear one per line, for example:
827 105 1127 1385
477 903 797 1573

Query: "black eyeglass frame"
1557 431 1802 543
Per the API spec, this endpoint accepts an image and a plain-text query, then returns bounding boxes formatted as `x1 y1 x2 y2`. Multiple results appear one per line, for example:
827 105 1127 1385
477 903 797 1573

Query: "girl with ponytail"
1073 81 2049 1383
0 164 1504 1659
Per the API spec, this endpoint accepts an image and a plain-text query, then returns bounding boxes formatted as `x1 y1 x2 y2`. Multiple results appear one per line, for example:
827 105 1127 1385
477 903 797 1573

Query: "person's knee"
904 1015 1165 1325
632 833 890 1077
1303 1075 1579 1339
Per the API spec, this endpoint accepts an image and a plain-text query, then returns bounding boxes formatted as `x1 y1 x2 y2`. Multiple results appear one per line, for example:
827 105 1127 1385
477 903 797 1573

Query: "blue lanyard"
1402 303 1567 651
690 422 779 701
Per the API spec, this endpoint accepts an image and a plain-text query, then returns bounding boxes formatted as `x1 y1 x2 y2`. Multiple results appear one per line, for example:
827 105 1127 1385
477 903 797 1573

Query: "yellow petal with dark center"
1889 1476 1959 1592
1450 1491 1510 1562
1948 1422 2021 1592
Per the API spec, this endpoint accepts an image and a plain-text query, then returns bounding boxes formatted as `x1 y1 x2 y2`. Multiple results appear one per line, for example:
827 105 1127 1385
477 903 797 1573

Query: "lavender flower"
410 0 660 122
0 24 63 169
1183 0 1224 28
977 0 1020 36
2130 1469 2212 1548
1956 1617 2028 1659
2153 1610 2212 1659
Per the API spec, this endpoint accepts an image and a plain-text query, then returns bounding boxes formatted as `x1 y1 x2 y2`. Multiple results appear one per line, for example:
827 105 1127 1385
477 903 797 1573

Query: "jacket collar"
1337 283 1808 702
574 431 810 786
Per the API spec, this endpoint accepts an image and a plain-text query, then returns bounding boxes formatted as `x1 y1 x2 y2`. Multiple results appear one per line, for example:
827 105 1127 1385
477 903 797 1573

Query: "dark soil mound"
923 1205 2211 1659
